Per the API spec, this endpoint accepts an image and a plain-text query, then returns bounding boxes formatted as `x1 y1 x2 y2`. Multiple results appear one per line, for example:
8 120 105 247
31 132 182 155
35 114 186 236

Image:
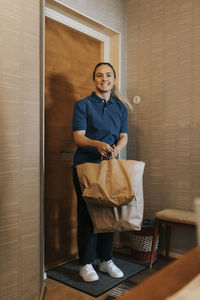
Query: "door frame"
41 0 121 281
45 6 110 62
45 0 121 88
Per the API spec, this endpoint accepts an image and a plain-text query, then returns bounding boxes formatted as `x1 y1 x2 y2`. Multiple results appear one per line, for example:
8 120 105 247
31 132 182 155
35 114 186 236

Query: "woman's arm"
73 130 114 157
112 133 128 158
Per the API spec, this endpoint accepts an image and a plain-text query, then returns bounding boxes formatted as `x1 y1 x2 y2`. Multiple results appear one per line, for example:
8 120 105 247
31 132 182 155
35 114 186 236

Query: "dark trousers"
73 167 114 265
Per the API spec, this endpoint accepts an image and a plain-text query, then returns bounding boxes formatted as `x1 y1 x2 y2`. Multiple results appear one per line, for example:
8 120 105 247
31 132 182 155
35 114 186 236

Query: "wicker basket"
129 223 159 264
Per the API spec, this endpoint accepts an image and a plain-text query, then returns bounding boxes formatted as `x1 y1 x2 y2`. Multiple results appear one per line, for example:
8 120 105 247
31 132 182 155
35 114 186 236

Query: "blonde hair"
111 85 133 110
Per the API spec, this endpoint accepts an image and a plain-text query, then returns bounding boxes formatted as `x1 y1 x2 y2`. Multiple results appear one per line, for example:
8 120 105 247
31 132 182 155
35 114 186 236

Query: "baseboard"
40 283 47 300
158 249 183 259
43 272 47 280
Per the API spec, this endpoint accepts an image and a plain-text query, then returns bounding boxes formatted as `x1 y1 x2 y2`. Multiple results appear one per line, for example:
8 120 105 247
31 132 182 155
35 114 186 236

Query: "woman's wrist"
115 146 121 154
114 146 120 158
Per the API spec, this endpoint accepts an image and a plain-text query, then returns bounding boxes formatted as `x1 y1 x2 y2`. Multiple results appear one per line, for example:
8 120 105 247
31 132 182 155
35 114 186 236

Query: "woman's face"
93 64 116 94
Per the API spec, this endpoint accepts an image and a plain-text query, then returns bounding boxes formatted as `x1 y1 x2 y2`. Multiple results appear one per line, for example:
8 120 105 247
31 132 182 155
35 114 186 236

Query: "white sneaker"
79 264 99 282
99 260 124 278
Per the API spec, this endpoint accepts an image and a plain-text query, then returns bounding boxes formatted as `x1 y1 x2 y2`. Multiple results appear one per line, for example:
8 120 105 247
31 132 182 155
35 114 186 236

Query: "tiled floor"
43 250 175 300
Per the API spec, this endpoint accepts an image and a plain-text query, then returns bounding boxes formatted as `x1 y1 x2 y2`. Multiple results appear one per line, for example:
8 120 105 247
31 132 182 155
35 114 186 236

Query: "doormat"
47 257 145 297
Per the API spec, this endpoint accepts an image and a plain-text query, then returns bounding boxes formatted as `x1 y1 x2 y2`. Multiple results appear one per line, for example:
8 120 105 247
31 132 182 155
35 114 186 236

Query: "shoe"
79 264 99 282
99 259 124 278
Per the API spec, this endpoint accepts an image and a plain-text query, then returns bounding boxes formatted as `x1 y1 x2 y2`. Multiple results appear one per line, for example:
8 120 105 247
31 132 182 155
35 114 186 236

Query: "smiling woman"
72 62 128 282
73 62 128 163
93 63 116 101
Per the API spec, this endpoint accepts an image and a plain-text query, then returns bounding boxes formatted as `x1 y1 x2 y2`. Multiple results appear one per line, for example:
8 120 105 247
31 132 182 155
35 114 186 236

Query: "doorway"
45 16 102 269
43 3 121 271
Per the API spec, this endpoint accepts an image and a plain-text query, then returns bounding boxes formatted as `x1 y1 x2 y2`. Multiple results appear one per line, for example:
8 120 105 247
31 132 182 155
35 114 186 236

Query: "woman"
72 62 128 282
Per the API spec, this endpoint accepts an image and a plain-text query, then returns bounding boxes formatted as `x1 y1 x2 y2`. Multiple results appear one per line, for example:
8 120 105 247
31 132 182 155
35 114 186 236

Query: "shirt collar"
90 92 115 104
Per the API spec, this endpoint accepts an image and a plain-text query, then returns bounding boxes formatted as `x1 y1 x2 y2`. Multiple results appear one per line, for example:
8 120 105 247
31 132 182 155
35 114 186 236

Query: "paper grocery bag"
86 160 145 232
77 158 138 207
77 159 145 232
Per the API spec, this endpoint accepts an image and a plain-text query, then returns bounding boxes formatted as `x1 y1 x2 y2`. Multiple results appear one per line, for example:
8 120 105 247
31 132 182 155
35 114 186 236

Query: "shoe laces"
83 264 94 272
106 260 116 270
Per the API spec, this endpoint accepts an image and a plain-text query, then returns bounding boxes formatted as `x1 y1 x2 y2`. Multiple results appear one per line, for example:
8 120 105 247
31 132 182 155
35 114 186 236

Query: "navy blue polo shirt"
72 92 128 166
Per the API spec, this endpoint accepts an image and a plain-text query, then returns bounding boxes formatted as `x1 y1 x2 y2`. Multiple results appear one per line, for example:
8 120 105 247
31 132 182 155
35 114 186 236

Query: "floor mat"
47 257 145 297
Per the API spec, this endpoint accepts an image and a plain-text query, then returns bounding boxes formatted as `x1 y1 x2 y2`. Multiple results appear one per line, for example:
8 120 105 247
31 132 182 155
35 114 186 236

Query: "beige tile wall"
127 0 200 253
0 1 41 299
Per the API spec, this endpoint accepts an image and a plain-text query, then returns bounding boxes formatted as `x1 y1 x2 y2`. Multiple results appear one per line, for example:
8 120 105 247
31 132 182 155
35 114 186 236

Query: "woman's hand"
111 133 128 158
73 131 113 158
73 130 127 159
96 141 114 158
112 144 120 158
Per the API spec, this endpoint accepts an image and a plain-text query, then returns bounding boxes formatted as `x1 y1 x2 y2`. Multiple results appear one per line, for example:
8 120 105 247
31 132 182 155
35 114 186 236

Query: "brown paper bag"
85 160 145 232
77 158 136 207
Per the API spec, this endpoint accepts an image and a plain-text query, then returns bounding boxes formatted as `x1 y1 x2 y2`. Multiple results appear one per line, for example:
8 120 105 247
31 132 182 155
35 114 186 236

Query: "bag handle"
101 151 116 160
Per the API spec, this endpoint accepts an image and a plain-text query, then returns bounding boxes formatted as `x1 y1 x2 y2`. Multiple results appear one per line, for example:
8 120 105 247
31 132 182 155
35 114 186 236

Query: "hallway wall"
0 1 41 299
127 0 200 254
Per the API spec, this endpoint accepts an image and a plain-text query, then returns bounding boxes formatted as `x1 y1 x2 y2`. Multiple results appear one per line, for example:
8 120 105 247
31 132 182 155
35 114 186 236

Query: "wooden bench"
149 209 197 269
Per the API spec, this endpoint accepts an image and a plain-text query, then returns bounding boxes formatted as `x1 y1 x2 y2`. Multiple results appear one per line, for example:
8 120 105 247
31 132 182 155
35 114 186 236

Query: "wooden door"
45 17 101 269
